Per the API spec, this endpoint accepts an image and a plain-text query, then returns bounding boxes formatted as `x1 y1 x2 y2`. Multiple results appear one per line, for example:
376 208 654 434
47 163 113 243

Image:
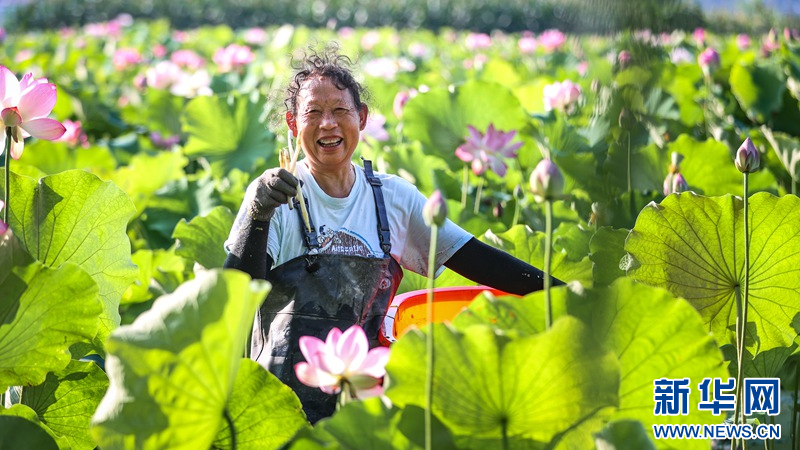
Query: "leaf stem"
4 127 10 224
473 177 484 215
223 408 237 450
461 165 468 209
544 199 553 329
627 130 634 219
425 224 438 450
793 361 798 450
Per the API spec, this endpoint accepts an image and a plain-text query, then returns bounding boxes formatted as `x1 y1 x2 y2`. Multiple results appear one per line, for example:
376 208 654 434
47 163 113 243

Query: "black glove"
246 168 299 222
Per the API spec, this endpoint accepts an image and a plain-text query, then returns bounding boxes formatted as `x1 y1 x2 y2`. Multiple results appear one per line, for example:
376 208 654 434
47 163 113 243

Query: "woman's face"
287 76 367 175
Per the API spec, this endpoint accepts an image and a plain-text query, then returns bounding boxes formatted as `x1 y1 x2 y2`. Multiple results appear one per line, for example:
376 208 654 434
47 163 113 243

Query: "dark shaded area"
6 0 707 33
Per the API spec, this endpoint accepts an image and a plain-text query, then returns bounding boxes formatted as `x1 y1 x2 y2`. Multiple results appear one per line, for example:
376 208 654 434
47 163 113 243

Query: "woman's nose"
319 110 336 128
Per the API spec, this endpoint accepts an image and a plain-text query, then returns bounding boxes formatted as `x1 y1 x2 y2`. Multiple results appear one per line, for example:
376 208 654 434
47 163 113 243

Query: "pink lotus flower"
697 48 720 76
361 113 389 142
152 45 168 59
170 49 206 70
543 80 582 112
56 120 89 148
465 33 492 51
670 47 693 64
617 50 632 68
0 66 66 159
518 31 537 53
455 124 522 176
169 70 213 98
145 61 184 90
212 44 254 73
529 158 565 203
737 34 751 50
113 48 143 71
392 89 416 119
693 28 706 46
294 325 389 399
539 29 566 53
244 27 267 45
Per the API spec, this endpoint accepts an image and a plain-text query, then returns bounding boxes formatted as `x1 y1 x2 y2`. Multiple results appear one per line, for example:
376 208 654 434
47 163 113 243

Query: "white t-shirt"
226 160 472 277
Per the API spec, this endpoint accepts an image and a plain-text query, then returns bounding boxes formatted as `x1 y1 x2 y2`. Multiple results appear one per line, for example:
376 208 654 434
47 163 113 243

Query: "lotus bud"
618 108 633 129
734 137 760 173
423 189 448 227
617 50 632 68
698 48 720 77
671 173 688 194
529 158 565 203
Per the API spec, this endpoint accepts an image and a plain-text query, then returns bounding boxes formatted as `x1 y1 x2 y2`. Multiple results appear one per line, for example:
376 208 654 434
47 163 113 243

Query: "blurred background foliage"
3 0 798 34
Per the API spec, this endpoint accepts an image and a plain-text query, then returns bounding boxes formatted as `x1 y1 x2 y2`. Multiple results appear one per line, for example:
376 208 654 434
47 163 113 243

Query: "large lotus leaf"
285 398 456 449
20 360 109 450
2 170 137 345
729 59 786 124
121 248 190 306
589 227 629 287
0 404 68 448
182 94 274 178
91 269 270 449
172 205 235 269
0 415 59 450
625 192 800 355
0 231 101 391
401 80 529 170
595 420 656 450
452 280 728 449
481 225 593 286
666 135 774 196
109 151 188 217
16 141 116 176
212 359 308 450
386 318 619 449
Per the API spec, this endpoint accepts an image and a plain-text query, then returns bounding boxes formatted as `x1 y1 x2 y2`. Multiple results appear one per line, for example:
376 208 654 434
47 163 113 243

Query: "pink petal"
19 73 48 91
20 118 66 141
354 383 383 399
325 327 343 348
336 326 368 370
358 347 391 378
489 157 508 177
471 159 486 175
0 66 20 104
299 335 327 365
466 125 483 143
455 145 476 162
500 141 523 158
348 374 382 391
10 133 24 160
317 349 346 375
294 362 339 389
18 83 57 119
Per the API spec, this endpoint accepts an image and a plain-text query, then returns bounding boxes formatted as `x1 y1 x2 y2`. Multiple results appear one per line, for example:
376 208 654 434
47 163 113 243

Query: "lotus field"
3 17 800 449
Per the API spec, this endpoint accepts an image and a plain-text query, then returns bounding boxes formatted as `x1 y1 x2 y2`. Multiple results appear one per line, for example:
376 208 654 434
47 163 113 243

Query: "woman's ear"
286 112 298 136
359 104 369 130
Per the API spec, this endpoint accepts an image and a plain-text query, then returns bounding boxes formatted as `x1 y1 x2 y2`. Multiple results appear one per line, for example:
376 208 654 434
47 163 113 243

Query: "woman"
224 46 558 423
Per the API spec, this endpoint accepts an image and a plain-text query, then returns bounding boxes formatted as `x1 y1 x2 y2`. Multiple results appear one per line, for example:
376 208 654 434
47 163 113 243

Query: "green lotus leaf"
386 318 619 449
666 135 774 196
595 420 656 450
0 415 59 450
91 269 271 449
172 205 235 269
453 279 728 449
212 359 308 449
625 192 800 355
285 398 456 450
481 225 593 286
109 151 189 217
0 232 101 391
589 227 629 286
401 80 529 170
3 170 137 346
182 94 275 178
19 360 109 450
0 404 67 447
729 59 786 124
16 141 116 176
121 248 190 306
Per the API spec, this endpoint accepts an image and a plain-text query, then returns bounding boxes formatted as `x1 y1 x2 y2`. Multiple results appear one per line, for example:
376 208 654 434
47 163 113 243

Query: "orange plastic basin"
379 286 517 345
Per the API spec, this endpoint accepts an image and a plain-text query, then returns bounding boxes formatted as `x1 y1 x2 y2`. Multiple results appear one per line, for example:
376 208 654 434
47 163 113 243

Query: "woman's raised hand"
246 168 299 221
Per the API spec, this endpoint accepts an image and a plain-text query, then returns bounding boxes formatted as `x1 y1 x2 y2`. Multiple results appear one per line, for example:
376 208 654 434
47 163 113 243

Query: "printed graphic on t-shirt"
317 225 374 257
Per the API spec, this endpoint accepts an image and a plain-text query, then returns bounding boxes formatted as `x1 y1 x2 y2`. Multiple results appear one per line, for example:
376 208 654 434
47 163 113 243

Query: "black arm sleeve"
223 217 274 280
443 237 565 296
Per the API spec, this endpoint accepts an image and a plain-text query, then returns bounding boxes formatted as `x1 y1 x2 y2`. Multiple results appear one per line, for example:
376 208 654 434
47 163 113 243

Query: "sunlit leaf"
729 59 786 124
386 318 619 449
0 231 101 391
212 359 308 450
625 192 800 355
21 360 109 450
91 269 275 449
172 205 235 269
3 170 137 345
182 95 274 177
589 227 629 286
595 420 656 450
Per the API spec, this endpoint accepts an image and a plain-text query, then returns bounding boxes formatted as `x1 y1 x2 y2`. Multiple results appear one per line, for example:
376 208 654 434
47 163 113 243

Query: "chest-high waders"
251 159 403 423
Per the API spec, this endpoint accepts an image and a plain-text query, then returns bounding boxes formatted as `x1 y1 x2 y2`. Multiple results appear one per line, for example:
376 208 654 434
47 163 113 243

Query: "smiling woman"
223 43 559 423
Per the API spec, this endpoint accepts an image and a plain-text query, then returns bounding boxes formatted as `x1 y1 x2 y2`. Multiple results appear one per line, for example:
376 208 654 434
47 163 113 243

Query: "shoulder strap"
361 157 392 255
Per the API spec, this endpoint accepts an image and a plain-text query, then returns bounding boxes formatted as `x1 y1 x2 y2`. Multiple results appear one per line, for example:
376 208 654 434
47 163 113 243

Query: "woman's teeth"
318 138 343 148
